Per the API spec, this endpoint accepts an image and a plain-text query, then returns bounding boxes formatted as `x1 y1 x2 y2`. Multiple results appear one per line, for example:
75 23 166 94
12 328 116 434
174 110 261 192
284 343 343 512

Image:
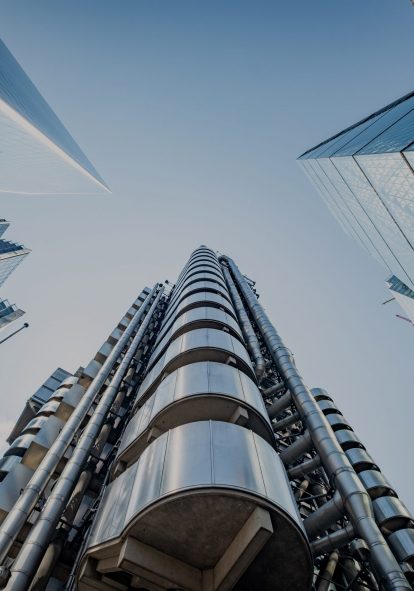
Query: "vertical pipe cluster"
0 284 163 590
220 254 412 591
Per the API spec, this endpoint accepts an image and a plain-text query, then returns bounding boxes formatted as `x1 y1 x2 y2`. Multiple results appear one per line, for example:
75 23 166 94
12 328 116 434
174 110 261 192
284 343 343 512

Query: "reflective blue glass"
0 40 105 187
358 108 414 154
332 97 414 156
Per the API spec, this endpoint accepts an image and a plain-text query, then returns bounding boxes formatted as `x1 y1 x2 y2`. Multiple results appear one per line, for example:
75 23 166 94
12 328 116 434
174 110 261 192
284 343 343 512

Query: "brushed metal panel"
175 362 209 399
317 399 340 415
239 372 268 416
127 433 168 520
88 463 138 547
208 360 243 396
358 469 395 499
388 529 414 565
253 433 301 523
212 422 265 495
335 429 363 450
373 496 413 534
161 422 212 493
346 448 378 472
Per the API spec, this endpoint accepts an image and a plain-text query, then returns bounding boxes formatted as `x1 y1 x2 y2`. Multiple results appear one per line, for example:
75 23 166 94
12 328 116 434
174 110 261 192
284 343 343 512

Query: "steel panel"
175 362 209 398
212 422 265 495
126 433 168 520
388 529 414 566
254 433 301 523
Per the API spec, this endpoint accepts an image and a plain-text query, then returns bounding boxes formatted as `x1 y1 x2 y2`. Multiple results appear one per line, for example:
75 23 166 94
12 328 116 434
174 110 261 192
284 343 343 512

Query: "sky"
0 0 413 511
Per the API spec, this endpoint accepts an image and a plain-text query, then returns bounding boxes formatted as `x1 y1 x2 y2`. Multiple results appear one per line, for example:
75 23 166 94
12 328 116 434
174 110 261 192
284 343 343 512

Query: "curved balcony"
175 259 222 286
161 289 235 335
78 421 312 591
162 283 232 328
169 276 228 310
114 361 273 473
155 300 241 354
137 328 255 405
147 308 243 373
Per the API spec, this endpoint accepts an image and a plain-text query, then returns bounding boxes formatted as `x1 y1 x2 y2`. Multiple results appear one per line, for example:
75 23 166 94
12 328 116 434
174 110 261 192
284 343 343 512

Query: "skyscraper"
298 91 414 324
0 221 29 331
0 227 29 288
0 38 109 195
6 367 73 445
0 246 412 591
0 299 24 332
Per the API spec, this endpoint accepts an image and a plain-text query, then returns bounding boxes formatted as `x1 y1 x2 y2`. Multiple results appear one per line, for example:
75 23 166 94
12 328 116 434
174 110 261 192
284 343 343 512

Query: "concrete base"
79 507 273 591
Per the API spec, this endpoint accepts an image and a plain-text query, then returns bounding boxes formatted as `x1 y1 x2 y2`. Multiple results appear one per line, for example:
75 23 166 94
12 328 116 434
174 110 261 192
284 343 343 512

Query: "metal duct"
287 454 321 479
263 382 286 397
267 391 293 419
221 264 265 382
222 254 412 590
0 285 159 566
273 411 301 432
317 550 340 591
311 523 355 556
279 430 313 465
2 287 164 591
303 491 344 540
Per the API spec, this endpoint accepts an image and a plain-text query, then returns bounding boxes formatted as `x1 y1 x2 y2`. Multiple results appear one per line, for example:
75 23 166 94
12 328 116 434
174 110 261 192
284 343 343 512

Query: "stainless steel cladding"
78 246 312 591
0 245 411 591
79 421 311 591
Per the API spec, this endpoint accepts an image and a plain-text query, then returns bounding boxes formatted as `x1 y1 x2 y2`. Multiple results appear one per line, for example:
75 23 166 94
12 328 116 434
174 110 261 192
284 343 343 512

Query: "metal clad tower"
0 246 412 591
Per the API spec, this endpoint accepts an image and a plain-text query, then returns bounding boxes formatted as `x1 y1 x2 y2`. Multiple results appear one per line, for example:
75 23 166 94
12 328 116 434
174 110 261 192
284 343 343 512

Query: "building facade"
0 299 24 332
0 221 29 332
6 367 73 445
0 38 108 195
0 246 412 591
298 91 414 324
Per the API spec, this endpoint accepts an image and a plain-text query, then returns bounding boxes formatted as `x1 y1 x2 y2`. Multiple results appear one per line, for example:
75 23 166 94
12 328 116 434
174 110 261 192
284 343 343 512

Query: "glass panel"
359 108 414 154
333 97 414 156
315 158 389 266
355 153 414 287
333 156 414 286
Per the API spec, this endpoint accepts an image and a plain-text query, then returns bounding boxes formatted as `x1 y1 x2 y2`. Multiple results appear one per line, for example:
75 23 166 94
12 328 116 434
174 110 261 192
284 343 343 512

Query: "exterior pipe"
317 550 340 591
222 254 411 590
221 264 265 382
29 383 130 591
263 382 286 397
311 524 355 556
273 410 301 432
288 454 321 479
279 430 313 465
267 391 293 419
0 285 159 566
304 491 344 540
3 287 164 591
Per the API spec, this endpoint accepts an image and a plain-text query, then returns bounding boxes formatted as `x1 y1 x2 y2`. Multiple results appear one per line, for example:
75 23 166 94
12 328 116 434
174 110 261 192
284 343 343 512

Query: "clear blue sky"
0 0 413 509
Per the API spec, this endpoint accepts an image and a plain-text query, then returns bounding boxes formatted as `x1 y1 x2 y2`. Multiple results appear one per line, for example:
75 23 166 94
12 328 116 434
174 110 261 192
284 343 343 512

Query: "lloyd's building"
298 91 414 325
0 246 413 591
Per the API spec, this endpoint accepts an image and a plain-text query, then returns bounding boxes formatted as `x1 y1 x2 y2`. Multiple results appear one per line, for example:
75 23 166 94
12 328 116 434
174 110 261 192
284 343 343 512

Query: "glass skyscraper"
298 91 414 324
0 221 29 331
0 38 109 195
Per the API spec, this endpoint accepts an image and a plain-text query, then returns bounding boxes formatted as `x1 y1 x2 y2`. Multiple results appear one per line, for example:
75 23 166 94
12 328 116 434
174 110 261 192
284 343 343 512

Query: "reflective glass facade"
0 220 10 238
0 298 24 331
0 221 29 330
0 238 29 288
0 38 108 194
299 91 414 322
387 275 414 324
